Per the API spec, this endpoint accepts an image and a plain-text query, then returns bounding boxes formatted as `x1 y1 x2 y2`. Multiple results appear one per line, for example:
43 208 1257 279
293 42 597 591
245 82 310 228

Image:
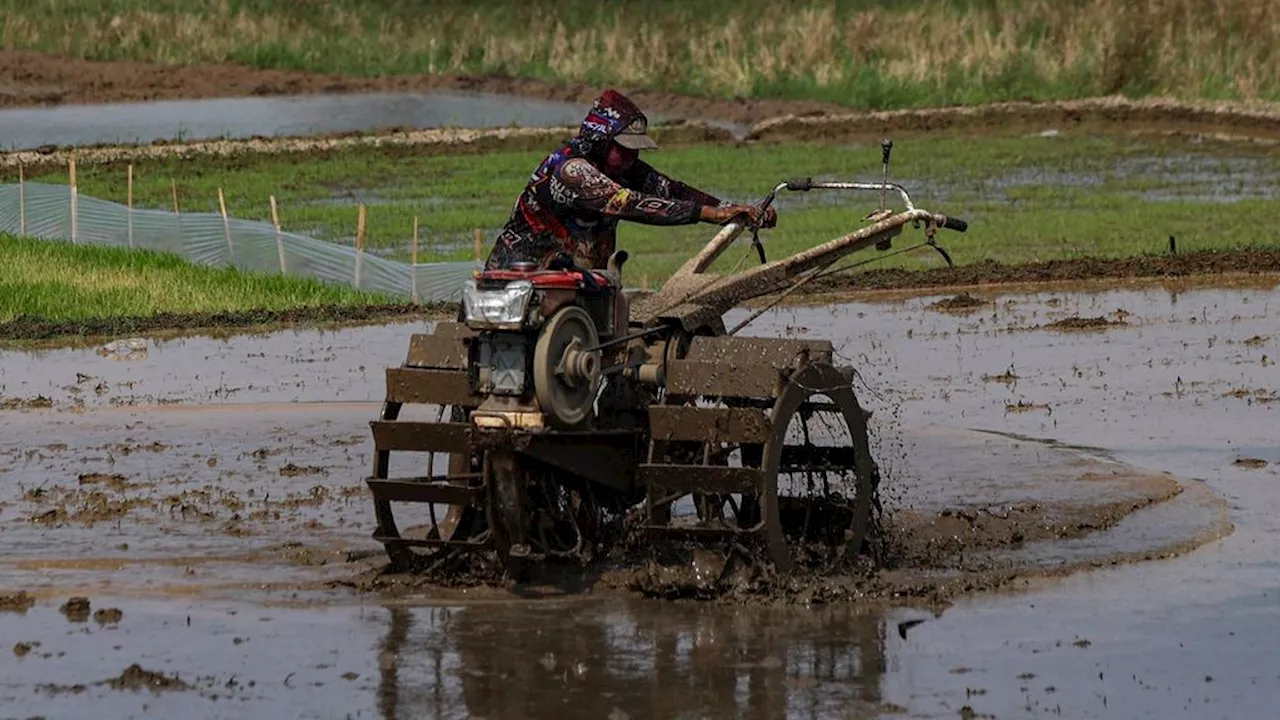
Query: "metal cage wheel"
371 401 488 571
759 361 876 573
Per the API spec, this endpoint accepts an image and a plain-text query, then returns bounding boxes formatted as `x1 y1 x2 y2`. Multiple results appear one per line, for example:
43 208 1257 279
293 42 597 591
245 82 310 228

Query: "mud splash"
355 431 1200 607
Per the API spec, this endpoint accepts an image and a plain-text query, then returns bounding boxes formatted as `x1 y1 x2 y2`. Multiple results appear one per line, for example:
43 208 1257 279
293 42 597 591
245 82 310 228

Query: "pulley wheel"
534 305 601 428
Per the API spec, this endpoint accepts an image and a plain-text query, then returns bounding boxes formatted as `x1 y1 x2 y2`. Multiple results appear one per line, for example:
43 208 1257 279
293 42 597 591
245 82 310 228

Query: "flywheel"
534 305 602 428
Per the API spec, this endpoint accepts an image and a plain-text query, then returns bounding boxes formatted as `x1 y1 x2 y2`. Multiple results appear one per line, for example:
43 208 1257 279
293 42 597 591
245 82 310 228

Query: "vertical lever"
880 138 893 211
751 227 767 264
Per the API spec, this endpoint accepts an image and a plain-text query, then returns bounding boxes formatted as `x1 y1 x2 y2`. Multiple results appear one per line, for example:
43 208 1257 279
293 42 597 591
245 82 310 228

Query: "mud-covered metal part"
367 319 878 576
638 336 876 570
631 171 966 332
367 322 492 571
365 143 962 580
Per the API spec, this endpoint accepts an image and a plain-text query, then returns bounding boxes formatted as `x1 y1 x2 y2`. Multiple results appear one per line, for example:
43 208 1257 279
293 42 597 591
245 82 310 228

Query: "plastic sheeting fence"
0 182 479 302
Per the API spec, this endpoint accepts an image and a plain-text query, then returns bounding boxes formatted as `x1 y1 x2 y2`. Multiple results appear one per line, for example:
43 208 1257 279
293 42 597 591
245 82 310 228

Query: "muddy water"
0 91 596 150
1 278 1277 718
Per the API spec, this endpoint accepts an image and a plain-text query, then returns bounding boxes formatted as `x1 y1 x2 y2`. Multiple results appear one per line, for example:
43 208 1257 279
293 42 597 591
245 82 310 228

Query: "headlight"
462 279 534 328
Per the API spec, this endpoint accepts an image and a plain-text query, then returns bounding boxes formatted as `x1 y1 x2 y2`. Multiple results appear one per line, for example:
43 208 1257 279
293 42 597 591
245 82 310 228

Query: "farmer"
484 89 776 271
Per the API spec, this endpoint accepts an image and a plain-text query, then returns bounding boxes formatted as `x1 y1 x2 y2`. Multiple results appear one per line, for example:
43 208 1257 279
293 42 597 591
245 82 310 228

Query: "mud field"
3 276 1276 718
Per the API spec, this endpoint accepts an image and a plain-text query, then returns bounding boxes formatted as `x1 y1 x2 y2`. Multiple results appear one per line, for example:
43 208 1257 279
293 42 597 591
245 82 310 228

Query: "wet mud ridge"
0 48 845 124
798 249 1280 296
0 303 453 343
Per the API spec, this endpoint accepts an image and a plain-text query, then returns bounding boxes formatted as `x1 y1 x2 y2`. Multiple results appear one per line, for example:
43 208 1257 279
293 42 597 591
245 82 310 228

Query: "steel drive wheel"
371 401 489 571
759 361 877 572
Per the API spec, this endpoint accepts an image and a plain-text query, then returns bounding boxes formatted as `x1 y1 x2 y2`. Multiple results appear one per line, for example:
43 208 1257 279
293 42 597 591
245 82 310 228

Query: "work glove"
700 204 777 229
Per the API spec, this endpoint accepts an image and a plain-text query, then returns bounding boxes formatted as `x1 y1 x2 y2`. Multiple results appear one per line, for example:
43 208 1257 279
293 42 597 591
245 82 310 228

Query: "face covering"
601 142 639 176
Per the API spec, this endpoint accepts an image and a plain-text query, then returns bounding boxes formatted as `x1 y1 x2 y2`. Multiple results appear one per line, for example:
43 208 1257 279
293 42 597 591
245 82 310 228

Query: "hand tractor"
365 141 968 578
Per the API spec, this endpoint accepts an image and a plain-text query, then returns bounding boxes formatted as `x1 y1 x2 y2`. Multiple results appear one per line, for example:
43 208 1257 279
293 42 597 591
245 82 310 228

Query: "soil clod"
106 664 192 692
1043 315 1127 330
0 591 36 613
59 596 91 622
93 607 124 625
78 473 131 491
0 395 54 410
279 463 327 477
930 293 989 312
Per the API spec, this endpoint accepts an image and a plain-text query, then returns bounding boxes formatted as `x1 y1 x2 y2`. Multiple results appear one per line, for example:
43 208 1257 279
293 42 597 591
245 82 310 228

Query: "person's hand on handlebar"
700 203 777 229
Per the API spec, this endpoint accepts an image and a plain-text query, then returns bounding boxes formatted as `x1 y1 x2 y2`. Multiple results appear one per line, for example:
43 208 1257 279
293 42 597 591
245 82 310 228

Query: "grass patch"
2 0 1280 107
0 234 389 322
9 130 1280 288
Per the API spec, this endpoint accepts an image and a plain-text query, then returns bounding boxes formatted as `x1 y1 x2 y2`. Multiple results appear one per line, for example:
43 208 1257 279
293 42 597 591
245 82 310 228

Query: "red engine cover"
478 269 616 289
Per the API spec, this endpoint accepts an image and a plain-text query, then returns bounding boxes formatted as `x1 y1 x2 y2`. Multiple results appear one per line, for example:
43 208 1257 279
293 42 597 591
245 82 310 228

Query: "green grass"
0 234 389 322
11 130 1280 289
3 0 1280 107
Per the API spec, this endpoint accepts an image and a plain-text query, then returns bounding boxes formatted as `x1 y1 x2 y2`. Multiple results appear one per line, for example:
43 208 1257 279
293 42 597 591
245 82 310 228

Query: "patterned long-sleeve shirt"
485 150 723 271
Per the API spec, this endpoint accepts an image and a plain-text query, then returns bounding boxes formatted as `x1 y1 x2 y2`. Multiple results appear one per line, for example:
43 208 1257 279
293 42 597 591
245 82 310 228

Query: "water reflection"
374 599 892 720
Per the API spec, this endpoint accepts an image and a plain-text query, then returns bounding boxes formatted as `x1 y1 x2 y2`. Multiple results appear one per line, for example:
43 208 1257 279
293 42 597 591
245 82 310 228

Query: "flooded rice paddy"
1 277 1277 718
0 91 600 151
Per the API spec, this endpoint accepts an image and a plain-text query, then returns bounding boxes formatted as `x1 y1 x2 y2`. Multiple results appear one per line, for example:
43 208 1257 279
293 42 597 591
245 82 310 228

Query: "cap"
579 90 659 150
612 115 659 150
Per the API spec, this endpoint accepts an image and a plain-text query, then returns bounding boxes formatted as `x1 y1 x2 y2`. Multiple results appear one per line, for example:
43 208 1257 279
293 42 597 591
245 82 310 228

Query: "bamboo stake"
17 164 24 236
170 178 182 233
411 215 420 303
126 164 134 249
218 187 234 262
270 195 285 273
473 227 483 263
354 204 367 289
68 154 78 244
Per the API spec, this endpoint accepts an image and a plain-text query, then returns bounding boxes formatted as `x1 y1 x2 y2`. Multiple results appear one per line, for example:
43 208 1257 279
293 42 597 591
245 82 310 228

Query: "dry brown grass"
2 0 1279 106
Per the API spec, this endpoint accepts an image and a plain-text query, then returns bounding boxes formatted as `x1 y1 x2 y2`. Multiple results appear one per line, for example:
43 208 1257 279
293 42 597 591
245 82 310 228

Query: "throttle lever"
929 240 954 267
750 227 767 264
749 182 792 265
879 138 893 211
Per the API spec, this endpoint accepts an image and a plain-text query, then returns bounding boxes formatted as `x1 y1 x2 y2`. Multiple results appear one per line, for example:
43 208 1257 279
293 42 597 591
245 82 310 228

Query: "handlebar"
755 177 968 233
